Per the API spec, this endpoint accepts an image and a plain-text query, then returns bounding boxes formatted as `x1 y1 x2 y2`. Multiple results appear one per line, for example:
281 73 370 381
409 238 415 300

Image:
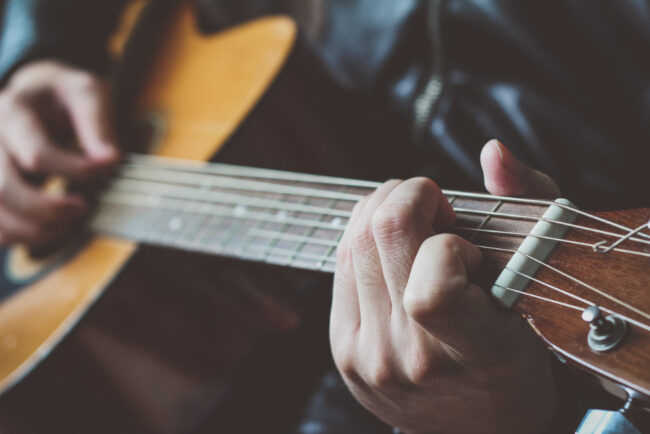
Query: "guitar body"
0 2 648 433
0 1 296 403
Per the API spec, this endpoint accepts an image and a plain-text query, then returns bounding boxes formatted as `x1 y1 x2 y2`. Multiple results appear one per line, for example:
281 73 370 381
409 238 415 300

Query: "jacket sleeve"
0 0 129 85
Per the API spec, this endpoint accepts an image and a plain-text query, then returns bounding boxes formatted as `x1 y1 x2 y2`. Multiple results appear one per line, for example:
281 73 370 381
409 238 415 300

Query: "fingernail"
495 140 526 174
492 139 505 161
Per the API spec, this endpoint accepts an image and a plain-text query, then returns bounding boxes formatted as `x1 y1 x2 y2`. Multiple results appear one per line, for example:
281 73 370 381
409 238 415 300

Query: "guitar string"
99 156 650 323
99 182 650 253
496 268 650 333
118 160 650 247
476 245 650 322
118 166 368 201
454 227 649 258
94 195 650 322
92 198 650 329
93 209 650 333
124 153 650 241
492 284 584 311
96 191 650 319
235 221 649 258
116 170 650 247
98 191 650 258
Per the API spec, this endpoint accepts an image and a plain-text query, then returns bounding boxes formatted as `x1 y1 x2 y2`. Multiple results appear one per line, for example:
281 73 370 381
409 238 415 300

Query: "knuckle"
0 92 24 114
404 280 452 323
366 356 394 389
17 146 46 172
67 72 102 94
409 176 439 197
349 224 375 253
404 351 435 385
333 349 356 378
330 337 360 381
371 202 414 242
431 233 467 255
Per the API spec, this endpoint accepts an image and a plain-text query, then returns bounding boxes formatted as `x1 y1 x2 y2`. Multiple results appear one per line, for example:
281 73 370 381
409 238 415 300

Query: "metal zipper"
412 0 445 142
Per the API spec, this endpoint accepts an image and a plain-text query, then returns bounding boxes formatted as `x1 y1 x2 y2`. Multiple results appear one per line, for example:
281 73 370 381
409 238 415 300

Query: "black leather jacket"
0 1 648 432
1 0 648 209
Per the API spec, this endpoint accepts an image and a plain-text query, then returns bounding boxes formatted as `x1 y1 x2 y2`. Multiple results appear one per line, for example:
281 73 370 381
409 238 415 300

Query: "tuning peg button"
582 305 627 352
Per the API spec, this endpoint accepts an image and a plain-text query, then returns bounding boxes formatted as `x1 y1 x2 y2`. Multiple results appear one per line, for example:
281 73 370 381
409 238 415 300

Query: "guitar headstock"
450 193 650 402
496 206 650 400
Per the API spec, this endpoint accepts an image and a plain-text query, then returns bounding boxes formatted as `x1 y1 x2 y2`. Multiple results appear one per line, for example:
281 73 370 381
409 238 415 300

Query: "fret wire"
125 153 650 240
100 189 650 247
447 189 650 239
256 245 338 264
159 192 214 247
180 201 220 251
200 209 238 254
468 200 503 242
110 179 650 247
94 222 339 266
209 197 260 252
246 229 339 248
289 194 341 268
235 207 272 257
146 204 185 245
100 192 344 231
315 189 349 271
454 208 650 245
208 214 242 251
173 181 216 248
260 194 313 264
318 231 344 271
159 183 208 246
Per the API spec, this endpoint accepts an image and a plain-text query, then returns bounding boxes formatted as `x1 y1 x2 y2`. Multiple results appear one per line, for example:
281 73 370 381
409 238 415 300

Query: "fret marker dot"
234 205 246 216
276 210 288 220
168 216 183 232
331 217 342 227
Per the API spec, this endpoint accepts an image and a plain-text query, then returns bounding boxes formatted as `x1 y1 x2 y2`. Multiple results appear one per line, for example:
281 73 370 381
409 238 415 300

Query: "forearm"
0 0 129 84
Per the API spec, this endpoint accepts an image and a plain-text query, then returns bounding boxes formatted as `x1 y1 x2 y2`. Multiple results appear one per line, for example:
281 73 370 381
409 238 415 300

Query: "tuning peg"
581 305 626 352
577 394 642 434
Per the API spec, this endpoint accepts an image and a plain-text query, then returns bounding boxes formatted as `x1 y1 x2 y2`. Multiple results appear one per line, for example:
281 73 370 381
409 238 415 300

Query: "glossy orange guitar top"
0 0 648 414
0 3 296 395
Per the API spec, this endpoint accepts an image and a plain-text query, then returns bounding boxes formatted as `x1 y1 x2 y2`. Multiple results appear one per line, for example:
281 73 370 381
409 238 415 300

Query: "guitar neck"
91 154 551 273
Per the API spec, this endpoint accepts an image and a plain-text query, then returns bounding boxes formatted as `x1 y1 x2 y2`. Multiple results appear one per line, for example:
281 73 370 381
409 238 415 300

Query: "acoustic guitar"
0 1 648 423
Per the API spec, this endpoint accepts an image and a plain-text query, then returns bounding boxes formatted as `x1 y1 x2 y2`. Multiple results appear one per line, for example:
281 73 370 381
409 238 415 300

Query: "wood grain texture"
0 5 296 395
513 208 650 398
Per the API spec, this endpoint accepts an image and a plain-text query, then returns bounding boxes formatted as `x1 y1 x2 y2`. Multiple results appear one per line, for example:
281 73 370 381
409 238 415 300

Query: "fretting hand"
0 61 119 246
330 139 561 433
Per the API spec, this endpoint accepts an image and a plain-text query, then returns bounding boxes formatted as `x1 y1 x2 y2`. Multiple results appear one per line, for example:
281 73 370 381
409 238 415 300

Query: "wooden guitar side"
0 4 296 395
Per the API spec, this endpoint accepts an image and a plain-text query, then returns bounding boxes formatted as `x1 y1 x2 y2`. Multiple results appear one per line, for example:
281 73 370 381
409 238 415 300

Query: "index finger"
371 177 455 308
55 73 120 163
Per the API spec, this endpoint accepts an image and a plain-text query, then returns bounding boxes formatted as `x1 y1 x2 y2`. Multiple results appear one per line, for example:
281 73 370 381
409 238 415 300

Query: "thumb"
403 234 513 361
480 139 560 199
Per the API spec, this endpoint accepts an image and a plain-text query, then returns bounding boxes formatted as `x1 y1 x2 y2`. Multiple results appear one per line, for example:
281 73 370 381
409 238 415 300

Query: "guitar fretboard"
91 155 549 273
